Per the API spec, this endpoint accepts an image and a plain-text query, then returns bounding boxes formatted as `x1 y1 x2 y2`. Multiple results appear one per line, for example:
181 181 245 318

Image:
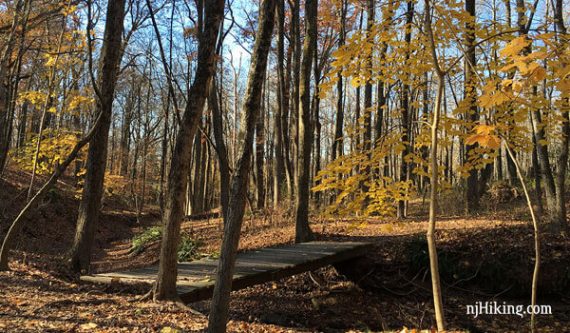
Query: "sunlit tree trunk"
207 1 276 330
153 0 224 301
210 77 230 220
290 0 301 194
119 84 135 177
425 0 446 329
312 45 322 206
273 0 287 205
255 77 266 209
294 0 317 243
284 44 294 196
69 0 126 273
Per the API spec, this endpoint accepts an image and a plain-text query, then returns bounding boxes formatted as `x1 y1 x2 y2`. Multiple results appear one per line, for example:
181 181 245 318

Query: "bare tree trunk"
355 87 361 149
207 1 275 330
374 5 392 149
8 0 30 162
159 93 170 210
153 0 224 301
255 77 266 209
283 44 294 196
17 101 28 150
69 0 126 273
530 124 544 214
397 0 414 219
425 0 446 329
554 0 568 230
202 127 211 212
294 0 317 243
191 127 207 215
312 46 322 205
503 143 541 332
210 77 230 220
273 0 287 205
361 0 374 202
0 0 26 176
290 0 301 196
119 86 134 176
331 0 346 161
419 74 430 191
198 126 208 211
428 51 446 333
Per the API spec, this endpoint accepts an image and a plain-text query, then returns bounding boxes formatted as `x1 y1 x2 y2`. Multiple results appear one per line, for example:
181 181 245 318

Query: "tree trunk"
191 129 206 215
397 0 414 219
255 78 266 209
289 0 301 196
464 0 481 213
361 0 374 202
374 4 392 149
120 86 135 176
207 1 276 330
210 77 230 220
153 0 224 301
69 0 126 273
273 0 287 205
428 77 446 331
312 43 322 205
0 111 106 271
532 105 560 229
283 44 294 196
516 0 561 230
0 0 25 175
294 0 317 243
425 0 446 328
331 0 346 161
553 0 568 229
159 93 170 211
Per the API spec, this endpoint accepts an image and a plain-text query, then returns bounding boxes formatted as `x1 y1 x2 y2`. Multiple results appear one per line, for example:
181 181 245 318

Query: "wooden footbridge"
81 241 371 303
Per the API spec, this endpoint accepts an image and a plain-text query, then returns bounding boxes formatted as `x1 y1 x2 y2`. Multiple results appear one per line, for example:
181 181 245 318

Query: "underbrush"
130 226 201 262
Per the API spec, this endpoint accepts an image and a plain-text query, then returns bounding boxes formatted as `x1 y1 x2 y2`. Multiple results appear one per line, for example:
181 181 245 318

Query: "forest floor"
1 167 570 332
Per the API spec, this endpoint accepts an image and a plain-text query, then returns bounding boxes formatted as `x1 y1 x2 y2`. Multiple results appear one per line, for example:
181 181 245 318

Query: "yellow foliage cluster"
317 2 569 220
471 33 569 154
18 90 48 107
103 174 131 197
11 130 86 176
18 89 94 115
313 131 413 217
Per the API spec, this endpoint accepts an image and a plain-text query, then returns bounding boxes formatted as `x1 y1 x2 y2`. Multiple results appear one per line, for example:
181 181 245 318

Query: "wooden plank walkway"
81 241 372 303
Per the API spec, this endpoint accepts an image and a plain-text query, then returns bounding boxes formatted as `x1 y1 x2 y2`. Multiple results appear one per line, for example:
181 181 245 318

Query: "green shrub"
131 227 200 261
177 236 200 262
131 226 162 254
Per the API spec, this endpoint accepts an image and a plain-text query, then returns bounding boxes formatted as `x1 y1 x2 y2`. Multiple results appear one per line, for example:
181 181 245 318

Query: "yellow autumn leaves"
11 130 86 175
468 33 569 151
18 90 94 114
465 124 501 149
